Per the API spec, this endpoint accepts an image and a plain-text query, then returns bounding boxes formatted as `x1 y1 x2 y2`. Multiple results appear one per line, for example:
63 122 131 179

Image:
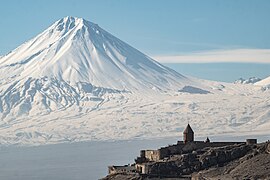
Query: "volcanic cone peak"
0 16 192 92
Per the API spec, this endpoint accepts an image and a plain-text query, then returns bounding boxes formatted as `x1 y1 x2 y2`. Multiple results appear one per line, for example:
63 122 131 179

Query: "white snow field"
256 76 270 87
0 16 269 146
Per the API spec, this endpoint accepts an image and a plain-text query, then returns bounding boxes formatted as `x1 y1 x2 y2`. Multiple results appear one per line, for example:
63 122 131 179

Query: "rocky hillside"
194 142 270 179
101 141 270 180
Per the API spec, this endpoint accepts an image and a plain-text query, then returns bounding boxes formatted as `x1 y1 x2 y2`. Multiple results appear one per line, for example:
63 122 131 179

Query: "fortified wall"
136 124 245 163
137 141 245 163
108 124 257 176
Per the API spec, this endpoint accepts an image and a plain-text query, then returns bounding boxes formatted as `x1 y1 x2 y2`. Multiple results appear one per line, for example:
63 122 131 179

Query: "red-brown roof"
183 124 194 134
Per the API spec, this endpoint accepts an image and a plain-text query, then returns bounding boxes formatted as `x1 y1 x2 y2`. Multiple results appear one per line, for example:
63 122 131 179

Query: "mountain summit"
0 17 219 145
0 16 191 91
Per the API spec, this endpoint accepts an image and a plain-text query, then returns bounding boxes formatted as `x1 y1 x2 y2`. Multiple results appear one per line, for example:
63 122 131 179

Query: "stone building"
246 139 257 145
108 124 256 176
134 124 246 170
108 165 135 174
183 123 194 143
205 137 210 143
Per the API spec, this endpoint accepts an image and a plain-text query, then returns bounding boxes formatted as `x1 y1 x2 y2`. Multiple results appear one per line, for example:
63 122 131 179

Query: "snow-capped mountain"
0 16 210 121
234 77 261 84
0 17 269 145
0 16 193 92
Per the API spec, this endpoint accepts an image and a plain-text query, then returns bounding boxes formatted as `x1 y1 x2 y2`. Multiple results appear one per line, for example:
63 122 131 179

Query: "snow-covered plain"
0 16 270 146
1 82 269 146
256 75 270 87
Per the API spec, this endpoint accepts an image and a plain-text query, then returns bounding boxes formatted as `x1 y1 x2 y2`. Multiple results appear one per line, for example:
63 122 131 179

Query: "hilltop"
102 141 270 180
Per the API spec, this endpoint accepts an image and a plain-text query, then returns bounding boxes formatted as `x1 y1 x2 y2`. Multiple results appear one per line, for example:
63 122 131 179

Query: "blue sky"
0 0 270 81
1 0 270 55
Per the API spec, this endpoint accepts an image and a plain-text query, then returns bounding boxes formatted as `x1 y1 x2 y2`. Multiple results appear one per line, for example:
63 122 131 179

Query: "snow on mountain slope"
0 17 269 145
0 16 193 92
234 77 261 84
255 76 270 87
0 16 213 121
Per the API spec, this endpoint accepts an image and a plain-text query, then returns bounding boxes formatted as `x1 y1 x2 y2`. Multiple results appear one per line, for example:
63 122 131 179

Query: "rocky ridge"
102 141 270 180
